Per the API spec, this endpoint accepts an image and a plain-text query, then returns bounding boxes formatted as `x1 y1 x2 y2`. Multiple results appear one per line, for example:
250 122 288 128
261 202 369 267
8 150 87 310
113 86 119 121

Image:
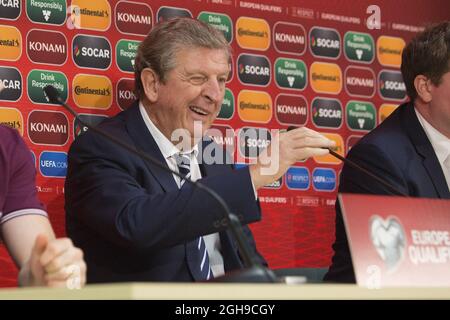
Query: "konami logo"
273 22 306 55
115 1 152 36
26 29 67 65
28 110 69 146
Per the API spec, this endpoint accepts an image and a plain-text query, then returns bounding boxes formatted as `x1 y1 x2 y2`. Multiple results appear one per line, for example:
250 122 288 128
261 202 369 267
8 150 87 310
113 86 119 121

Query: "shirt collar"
138 101 199 159
415 106 450 164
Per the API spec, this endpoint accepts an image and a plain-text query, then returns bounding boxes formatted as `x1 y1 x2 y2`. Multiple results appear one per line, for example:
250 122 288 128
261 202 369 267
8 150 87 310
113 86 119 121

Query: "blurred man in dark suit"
325 21 450 283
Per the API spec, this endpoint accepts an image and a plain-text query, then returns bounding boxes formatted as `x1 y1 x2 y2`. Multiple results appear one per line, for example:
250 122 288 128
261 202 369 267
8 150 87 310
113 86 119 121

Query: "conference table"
0 282 449 299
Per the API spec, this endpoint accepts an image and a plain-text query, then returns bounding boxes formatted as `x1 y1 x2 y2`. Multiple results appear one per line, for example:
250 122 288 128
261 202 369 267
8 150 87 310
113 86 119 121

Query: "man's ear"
414 75 433 103
141 68 160 103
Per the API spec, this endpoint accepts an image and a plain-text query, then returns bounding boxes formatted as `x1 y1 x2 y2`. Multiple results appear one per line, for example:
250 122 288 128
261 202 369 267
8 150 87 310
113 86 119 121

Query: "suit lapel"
124 101 178 192
401 103 450 198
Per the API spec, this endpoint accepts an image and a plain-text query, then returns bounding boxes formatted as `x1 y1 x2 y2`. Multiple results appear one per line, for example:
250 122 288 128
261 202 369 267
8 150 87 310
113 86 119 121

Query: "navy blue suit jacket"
324 102 450 283
65 102 266 283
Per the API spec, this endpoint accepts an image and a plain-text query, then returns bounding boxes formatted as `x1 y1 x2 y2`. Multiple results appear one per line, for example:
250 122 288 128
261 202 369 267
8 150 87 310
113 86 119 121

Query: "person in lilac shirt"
0 124 86 287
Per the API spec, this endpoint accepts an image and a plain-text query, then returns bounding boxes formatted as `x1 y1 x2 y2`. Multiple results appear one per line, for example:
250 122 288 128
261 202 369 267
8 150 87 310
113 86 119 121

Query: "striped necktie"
174 152 213 280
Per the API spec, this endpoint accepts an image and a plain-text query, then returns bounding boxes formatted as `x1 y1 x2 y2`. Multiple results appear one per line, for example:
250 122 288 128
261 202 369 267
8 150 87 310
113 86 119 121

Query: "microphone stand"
44 85 277 283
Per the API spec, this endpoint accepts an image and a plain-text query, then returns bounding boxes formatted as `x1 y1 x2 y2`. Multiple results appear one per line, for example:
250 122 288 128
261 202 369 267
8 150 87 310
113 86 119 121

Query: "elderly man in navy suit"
65 18 334 283
325 21 450 283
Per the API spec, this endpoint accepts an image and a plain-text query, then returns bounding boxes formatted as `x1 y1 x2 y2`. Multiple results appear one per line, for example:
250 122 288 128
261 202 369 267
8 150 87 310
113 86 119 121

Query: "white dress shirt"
415 107 450 191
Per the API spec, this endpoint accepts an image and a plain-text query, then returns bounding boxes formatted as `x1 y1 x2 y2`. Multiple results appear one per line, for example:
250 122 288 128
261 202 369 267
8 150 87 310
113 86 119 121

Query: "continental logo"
346 135 362 153
0 0 21 20
26 29 67 65
275 93 307 126
309 27 341 59
39 151 67 178
378 70 406 100
115 1 152 36
116 39 139 73
27 110 69 146
238 126 271 158
311 97 342 129
273 22 306 55
70 0 111 31
218 88 234 120
313 133 344 165
344 66 375 98
310 62 342 94
198 11 233 43
346 101 376 131
286 166 310 190
0 66 22 101
344 31 374 63
237 53 271 86
73 74 112 110
312 168 336 192
0 107 23 135
26 0 66 25
377 36 405 67
156 6 192 22
379 104 398 123
74 113 107 138
72 34 111 70
236 17 270 51
0 25 21 61
237 90 272 124
116 78 136 111
27 69 68 105
274 58 307 90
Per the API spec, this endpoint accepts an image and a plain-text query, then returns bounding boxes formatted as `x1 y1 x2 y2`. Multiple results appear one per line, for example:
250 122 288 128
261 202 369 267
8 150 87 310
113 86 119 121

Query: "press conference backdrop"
1 0 449 287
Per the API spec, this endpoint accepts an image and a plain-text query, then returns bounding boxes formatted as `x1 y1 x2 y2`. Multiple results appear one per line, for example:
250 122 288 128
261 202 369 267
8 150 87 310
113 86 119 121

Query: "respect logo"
70 0 111 31
274 58 307 90
236 17 270 51
377 36 405 68
237 90 272 124
237 53 271 86
115 1 152 36
286 166 310 190
73 74 112 110
273 22 306 55
310 62 342 94
309 27 341 59
0 25 21 61
0 107 23 135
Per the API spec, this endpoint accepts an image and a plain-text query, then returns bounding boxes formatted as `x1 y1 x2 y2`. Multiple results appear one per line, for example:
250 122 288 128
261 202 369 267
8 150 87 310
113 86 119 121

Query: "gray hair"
134 18 231 99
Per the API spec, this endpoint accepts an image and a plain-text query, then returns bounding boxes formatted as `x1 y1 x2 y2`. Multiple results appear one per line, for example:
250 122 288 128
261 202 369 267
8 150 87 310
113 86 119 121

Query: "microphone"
287 126 408 197
44 85 277 283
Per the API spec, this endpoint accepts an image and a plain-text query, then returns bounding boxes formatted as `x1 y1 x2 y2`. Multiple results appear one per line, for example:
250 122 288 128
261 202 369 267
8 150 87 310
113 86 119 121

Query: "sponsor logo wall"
1 0 448 286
